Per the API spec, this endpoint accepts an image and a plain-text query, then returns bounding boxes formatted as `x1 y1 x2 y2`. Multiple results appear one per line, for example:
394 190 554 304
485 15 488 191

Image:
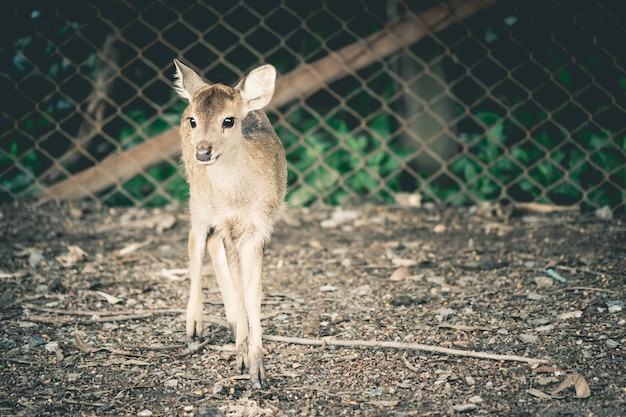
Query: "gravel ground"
0 201 624 417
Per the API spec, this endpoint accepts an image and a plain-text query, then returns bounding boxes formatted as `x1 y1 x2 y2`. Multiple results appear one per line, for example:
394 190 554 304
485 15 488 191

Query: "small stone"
389 267 410 281
320 285 337 292
497 328 508 335
164 379 178 388
594 205 613 221
390 295 414 306
195 406 226 417
452 403 478 413
607 300 623 314
558 310 582 320
183 405 194 412
44 341 59 352
28 336 45 349
351 285 372 296
371 387 383 396
526 292 547 300
433 224 447 233
435 307 456 317
465 376 476 385
606 339 620 349
468 395 483 404
29 249 45 268
519 334 538 344
137 410 153 417
535 324 554 333
533 276 553 288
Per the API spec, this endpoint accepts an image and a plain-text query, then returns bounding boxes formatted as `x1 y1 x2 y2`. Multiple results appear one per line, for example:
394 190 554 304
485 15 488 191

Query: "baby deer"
172 59 286 389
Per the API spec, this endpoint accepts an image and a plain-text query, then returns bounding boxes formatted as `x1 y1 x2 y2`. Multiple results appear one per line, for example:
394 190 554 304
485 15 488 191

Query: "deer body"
173 59 286 389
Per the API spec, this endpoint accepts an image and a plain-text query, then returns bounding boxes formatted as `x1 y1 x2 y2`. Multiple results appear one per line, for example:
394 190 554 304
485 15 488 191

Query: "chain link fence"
2 0 625 212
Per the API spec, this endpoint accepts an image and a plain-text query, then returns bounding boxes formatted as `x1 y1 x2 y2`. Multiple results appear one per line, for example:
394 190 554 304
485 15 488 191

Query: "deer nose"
196 142 212 162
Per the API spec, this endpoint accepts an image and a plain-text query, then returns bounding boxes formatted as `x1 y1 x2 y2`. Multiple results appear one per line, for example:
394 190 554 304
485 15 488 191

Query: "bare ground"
0 201 624 417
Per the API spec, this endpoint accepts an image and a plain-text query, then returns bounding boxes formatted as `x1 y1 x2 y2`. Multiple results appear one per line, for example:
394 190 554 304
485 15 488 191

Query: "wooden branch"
263 334 549 365
37 0 499 203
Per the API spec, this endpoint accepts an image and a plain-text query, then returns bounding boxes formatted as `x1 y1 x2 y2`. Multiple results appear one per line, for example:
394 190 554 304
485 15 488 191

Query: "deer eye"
222 117 234 129
187 117 196 128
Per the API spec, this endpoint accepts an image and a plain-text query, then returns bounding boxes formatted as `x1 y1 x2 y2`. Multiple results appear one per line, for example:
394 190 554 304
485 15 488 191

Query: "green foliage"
446 110 626 209
277 110 407 206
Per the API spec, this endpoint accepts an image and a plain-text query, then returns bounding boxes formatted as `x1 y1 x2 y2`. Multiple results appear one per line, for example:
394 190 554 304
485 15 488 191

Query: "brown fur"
172 59 286 389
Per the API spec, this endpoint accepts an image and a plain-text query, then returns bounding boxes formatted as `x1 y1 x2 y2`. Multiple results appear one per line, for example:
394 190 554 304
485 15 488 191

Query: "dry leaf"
550 372 589 398
551 373 577 395
95 291 122 305
527 388 552 399
574 374 591 398
56 245 88 267
73 334 98 353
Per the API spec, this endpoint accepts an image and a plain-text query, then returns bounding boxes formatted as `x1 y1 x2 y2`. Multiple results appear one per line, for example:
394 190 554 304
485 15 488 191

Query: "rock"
320 285 337 292
535 324 554 333
29 249 45 268
389 267 410 281
452 403 478 413
526 292 546 300
351 285 372 296
435 307 456 317
533 276 553 288
195 406 225 417
519 334 538 344
137 410 153 417
164 379 178 388
390 295 415 306
607 300 623 314
606 339 620 349
28 336 45 349
594 205 613 221
468 395 483 404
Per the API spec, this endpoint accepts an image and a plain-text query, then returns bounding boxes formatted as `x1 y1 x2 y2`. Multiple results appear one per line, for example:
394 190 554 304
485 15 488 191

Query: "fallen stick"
263 334 548 365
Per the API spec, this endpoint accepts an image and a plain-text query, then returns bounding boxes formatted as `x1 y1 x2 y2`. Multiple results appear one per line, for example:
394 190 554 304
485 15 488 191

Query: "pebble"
533 276 553 288
594 205 613 221
320 285 337 292
526 292 547 300
519 334 538 344
435 307 456 317
452 403 478 413
390 295 415 306
28 336 45 348
535 324 554 333
468 395 483 404
29 249 45 267
195 406 226 417
164 379 178 388
351 285 372 296
607 300 623 314
606 339 620 349
137 410 153 417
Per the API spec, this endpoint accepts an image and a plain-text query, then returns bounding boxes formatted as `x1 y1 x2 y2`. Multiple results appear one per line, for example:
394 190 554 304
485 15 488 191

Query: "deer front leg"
207 234 248 346
186 226 208 349
240 237 267 389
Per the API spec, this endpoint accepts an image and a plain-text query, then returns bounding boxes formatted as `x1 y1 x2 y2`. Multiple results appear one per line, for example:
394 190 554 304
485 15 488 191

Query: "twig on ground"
262 335 549 365
437 323 492 332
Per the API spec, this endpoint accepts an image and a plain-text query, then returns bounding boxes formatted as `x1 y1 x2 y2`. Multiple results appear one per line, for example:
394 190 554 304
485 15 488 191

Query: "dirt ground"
0 201 624 417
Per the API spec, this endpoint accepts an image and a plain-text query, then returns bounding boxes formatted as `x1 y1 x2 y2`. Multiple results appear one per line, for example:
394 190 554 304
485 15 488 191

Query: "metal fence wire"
2 0 625 212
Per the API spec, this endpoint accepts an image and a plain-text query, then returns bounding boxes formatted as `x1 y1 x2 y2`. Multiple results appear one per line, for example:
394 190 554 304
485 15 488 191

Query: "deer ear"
173 59 208 101
235 64 276 113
